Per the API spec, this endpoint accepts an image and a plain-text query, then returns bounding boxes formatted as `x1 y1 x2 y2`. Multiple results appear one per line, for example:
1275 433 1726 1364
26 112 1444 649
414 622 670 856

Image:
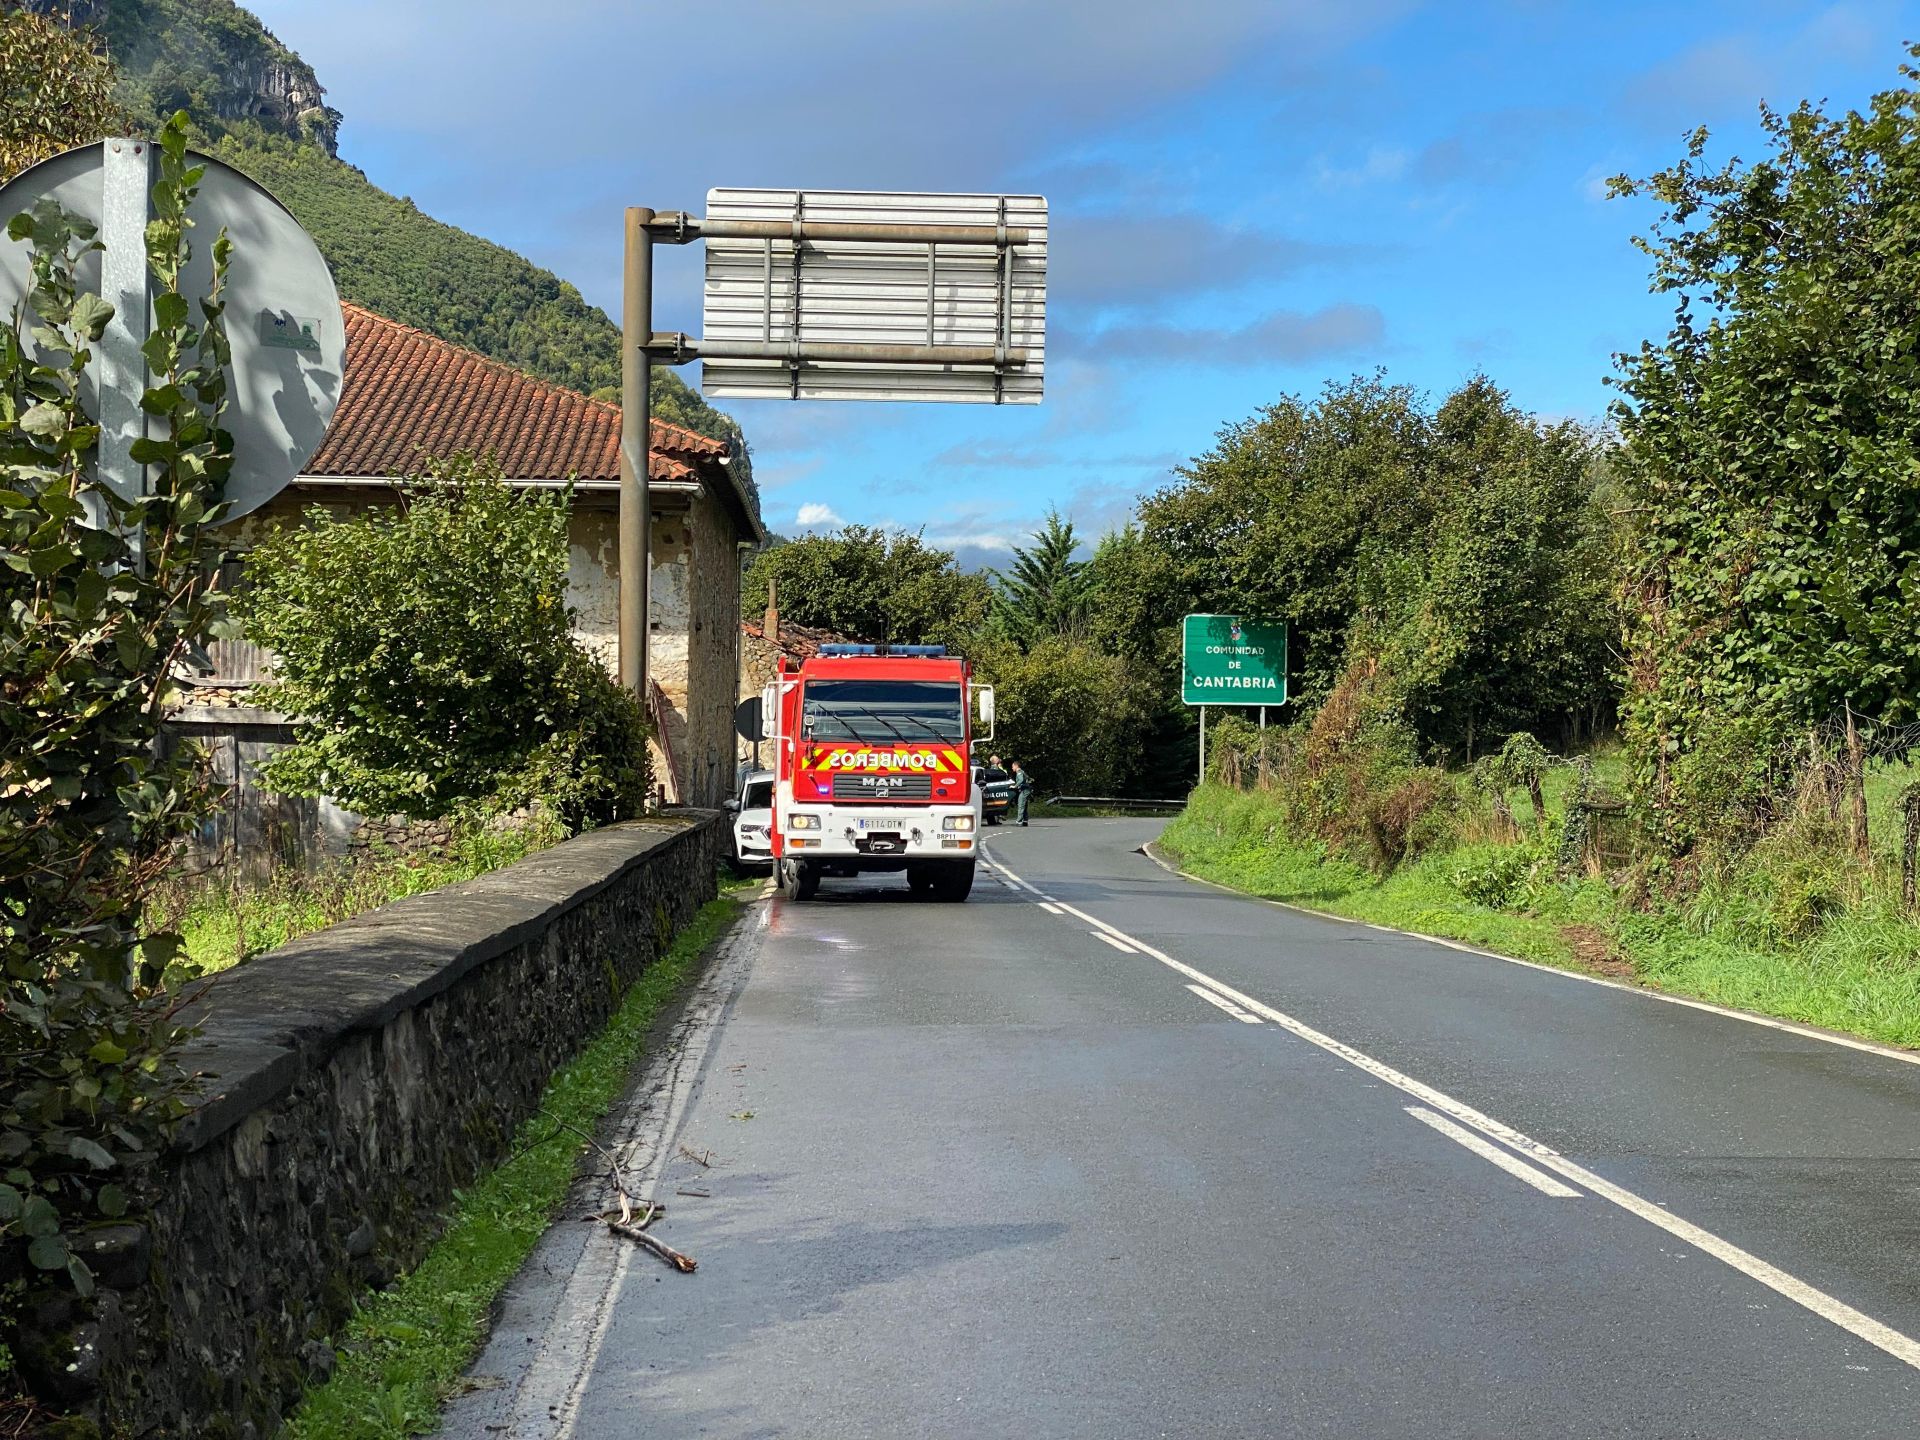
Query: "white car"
726 769 775 873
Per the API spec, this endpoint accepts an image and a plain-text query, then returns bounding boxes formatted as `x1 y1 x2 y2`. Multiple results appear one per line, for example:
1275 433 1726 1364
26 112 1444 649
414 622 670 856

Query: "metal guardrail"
1045 795 1188 812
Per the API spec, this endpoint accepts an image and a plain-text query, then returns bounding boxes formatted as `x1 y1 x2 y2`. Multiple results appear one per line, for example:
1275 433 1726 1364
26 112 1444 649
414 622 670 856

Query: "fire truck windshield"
800 680 965 744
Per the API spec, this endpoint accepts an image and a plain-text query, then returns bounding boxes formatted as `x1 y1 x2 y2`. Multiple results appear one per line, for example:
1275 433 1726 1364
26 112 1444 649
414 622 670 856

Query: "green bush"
237 456 650 828
1450 846 1536 909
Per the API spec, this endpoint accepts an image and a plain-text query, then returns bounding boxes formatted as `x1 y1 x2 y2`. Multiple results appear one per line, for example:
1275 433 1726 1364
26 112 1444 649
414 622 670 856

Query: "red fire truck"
754 644 994 901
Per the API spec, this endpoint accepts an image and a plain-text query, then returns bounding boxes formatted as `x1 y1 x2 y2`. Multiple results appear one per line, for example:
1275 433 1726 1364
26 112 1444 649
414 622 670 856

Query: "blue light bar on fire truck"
818 644 948 658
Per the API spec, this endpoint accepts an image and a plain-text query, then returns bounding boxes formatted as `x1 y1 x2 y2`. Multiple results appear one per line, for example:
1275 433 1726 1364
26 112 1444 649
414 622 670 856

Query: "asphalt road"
444 818 1920 1439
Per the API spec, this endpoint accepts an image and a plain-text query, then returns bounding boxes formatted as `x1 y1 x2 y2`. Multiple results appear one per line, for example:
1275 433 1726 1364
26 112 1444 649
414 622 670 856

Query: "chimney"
763 576 779 648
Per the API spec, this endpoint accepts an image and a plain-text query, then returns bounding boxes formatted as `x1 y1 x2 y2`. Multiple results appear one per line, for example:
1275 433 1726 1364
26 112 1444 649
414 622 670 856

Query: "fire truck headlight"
788 813 820 830
943 815 975 832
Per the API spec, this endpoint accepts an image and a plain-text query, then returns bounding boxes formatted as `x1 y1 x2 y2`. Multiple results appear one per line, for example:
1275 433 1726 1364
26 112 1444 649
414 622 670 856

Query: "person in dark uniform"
1010 759 1034 826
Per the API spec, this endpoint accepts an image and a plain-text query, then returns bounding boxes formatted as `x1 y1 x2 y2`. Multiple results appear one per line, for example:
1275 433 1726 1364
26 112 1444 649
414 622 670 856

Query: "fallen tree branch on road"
607 1217 699 1273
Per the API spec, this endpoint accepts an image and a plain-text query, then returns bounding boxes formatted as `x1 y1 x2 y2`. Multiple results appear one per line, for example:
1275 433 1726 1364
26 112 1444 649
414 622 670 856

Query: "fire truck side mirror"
760 682 780 739
977 686 996 731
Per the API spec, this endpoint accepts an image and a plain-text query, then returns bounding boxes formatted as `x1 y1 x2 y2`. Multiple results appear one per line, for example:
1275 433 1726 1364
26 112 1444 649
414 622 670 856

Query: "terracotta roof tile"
307 303 724 484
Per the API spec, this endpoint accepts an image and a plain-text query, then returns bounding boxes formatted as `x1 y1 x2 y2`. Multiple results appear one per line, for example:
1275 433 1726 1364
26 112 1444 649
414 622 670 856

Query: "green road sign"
1182 614 1287 706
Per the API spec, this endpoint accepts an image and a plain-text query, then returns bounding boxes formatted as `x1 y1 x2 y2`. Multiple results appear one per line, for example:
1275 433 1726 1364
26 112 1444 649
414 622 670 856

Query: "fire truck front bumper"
781 806 978 868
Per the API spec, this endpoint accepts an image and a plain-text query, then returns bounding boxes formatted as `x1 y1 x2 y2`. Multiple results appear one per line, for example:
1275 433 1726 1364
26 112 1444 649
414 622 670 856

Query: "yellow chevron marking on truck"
805 747 964 774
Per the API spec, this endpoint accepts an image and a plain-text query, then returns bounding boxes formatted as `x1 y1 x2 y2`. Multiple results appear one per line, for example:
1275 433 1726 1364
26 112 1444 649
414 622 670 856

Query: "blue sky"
250 0 1920 567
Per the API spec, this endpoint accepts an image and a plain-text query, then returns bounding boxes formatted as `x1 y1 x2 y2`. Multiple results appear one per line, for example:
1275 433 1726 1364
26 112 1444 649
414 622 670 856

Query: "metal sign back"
700 188 1045 404
0 141 344 521
1182 614 1288 707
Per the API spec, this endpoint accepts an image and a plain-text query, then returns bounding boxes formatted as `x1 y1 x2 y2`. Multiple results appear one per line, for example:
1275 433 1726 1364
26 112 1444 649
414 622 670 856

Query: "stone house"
181 302 762 866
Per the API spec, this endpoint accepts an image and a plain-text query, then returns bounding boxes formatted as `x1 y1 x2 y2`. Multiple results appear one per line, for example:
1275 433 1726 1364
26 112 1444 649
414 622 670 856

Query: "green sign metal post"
1183 614 1287 783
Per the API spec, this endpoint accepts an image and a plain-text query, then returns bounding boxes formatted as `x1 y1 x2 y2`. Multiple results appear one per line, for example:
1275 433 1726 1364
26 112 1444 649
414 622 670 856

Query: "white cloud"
1077 302 1386 364
1315 145 1410 189
794 502 844 529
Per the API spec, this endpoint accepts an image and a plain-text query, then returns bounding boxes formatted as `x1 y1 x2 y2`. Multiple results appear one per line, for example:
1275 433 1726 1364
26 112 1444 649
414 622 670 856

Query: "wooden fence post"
1845 702 1869 862
1902 786 1920 916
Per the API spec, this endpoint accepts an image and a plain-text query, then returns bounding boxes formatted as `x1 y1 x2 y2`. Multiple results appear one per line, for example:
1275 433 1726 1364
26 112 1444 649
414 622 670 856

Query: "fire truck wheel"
932 859 976 902
779 859 819 901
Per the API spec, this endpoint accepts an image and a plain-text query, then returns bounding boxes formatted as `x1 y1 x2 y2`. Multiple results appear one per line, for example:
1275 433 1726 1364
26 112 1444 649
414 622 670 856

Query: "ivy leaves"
1 112 231 1317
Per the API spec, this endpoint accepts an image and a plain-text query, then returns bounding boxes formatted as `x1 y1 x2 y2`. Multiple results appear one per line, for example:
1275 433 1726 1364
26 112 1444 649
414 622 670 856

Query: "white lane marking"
1091 930 1138 953
503 910 758 1437
1038 901 1064 915
981 847 1920 1374
1138 842 1920 1071
1186 983 1263 1024
1406 1106 1583 1198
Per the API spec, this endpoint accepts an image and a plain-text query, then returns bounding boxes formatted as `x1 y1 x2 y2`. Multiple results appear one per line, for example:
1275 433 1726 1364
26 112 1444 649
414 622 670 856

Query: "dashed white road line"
1186 983 1263 1024
1406 1105 1582 1198
980 846 1920 1374
1037 901 1064 915
1090 930 1138 954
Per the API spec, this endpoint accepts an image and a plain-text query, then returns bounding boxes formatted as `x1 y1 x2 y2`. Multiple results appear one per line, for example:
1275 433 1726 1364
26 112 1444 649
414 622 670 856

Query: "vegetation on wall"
237 455 652 828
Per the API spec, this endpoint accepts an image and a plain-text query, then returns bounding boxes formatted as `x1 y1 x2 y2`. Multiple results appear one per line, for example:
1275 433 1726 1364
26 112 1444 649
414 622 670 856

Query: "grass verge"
283 884 746 1439
152 821 562 980
1160 784 1920 1051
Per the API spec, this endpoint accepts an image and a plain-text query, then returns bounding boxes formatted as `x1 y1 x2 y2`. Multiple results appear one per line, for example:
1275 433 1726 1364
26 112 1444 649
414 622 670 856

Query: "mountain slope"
25 0 757 503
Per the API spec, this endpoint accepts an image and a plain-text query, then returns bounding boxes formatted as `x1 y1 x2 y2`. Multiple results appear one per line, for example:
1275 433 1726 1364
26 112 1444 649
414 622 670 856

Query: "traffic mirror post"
98 138 155 552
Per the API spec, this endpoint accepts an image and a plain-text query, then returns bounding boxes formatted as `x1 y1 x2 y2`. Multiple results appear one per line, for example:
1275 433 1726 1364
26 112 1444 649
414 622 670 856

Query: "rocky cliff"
25 0 340 153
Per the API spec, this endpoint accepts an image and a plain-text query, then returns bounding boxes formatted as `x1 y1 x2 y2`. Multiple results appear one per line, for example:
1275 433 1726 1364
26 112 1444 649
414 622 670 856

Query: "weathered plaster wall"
36 816 726 1438
644 502 692 800
567 506 620 674
681 492 746 807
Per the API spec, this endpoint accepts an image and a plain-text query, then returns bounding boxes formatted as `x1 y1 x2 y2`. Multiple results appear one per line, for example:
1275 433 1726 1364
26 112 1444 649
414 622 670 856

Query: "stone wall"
38 814 726 1438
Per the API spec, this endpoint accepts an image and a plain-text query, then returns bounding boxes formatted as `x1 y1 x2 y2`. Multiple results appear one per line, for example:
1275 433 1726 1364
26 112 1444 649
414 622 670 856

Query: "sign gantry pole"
619 206 654 700
617 192 1047 697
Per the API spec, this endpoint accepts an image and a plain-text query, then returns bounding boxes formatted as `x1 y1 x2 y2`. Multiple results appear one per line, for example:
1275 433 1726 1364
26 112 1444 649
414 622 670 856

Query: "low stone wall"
43 813 725 1438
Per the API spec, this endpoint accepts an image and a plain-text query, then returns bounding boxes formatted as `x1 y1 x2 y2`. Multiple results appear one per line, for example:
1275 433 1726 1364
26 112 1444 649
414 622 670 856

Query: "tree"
1140 374 1434 712
971 635 1153 796
0 7 128 180
990 510 1087 646
1353 378 1615 756
1611 56 1920 835
237 456 650 827
1143 373 1613 755
742 524 989 650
